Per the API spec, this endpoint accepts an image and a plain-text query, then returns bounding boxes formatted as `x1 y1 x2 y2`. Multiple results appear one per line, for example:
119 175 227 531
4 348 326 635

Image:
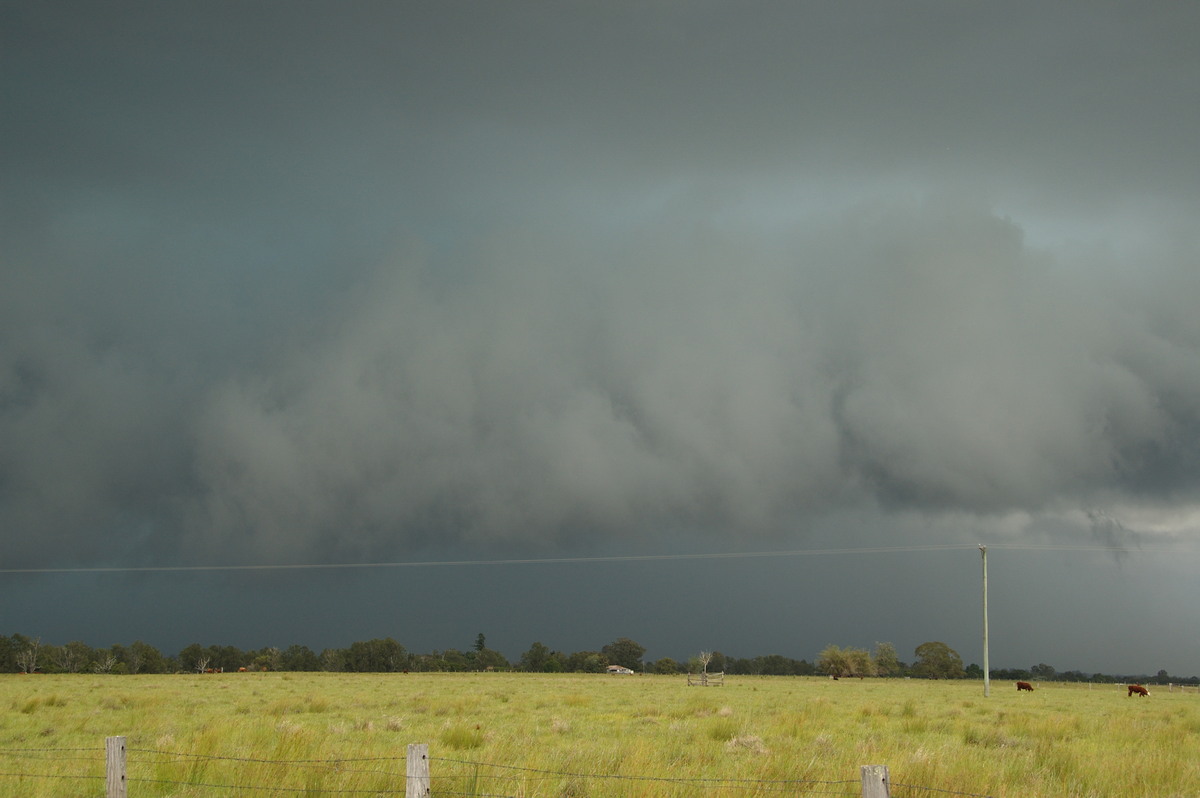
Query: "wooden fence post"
106 736 127 798
861 764 890 798
406 743 430 798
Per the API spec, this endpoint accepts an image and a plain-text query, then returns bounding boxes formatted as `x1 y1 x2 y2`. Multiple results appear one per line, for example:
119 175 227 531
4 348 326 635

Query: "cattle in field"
1128 684 1149 697
1016 681 1034 692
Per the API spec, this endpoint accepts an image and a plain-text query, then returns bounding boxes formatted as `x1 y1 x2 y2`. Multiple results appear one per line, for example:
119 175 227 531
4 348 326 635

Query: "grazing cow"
1128 684 1150 697
1016 681 1034 692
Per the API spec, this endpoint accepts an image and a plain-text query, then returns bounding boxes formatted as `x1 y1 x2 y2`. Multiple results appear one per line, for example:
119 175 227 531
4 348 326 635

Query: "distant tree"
873 642 901 676
756 654 797 676
178 643 205 672
212 645 245 672
964 663 983 679
15 637 41 673
41 642 65 674
566 651 607 673
708 651 728 673
252 646 282 672
0 636 18 672
817 645 853 677
280 644 321 671
130 641 166 673
474 633 487 653
1030 663 1056 680
519 642 553 672
726 657 751 675
93 651 121 674
653 657 681 675
601 638 645 671
56 641 93 673
848 648 876 677
439 648 471 671
696 651 714 674
320 647 346 672
912 642 965 679
475 647 509 671
346 638 407 672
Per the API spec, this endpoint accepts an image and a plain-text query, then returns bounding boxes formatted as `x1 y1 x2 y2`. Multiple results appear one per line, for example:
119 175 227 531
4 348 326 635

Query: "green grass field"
2 672 1197 797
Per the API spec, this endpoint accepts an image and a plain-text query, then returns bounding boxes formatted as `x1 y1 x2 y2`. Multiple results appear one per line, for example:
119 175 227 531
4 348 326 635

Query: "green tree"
15 636 41 673
320 647 347 672
178 643 209 672
56 641 94 673
911 641 965 679
0 636 18 672
439 648 471 671
847 647 876 677
1030 663 1056 680
252 647 282 672
280 644 321 671
346 638 407 672
873 642 901 676
653 657 681 675
566 651 607 672
92 648 121 674
474 633 486 652
519 641 553 672
817 645 851 677
601 638 646 671
129 640 165 674
475 647 509 671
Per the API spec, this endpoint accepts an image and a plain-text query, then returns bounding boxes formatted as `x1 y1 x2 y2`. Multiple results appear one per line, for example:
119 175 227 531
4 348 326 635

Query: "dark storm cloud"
3 0 1200 576
175 194 1200 566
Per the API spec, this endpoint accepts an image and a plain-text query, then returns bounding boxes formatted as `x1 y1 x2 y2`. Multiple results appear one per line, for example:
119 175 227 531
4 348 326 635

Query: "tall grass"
1 673 1197 797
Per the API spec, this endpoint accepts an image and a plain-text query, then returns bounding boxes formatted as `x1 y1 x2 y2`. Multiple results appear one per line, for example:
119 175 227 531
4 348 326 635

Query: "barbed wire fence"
0 737 994 798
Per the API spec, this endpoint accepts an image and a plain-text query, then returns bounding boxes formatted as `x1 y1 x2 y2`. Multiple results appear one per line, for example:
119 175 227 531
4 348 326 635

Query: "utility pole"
980 544 990 697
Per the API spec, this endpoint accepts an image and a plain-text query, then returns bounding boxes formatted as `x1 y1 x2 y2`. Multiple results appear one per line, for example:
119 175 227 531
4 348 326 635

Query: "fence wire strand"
432 755 862 795
891 782 995 798
0 743 993 798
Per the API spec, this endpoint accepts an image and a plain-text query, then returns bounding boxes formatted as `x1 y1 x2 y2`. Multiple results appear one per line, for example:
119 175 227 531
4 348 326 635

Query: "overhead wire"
1 541 1194 575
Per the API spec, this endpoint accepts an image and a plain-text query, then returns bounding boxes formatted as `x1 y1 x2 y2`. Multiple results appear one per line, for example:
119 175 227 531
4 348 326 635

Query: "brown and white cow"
1016 681 1034 692
1127 684 1150 697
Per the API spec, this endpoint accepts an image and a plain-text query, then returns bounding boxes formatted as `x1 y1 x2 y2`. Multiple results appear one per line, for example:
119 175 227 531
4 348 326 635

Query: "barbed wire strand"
128 775 407 794
433 755 858 788
0 771 100 782
128 746 404 764
891 781 995 798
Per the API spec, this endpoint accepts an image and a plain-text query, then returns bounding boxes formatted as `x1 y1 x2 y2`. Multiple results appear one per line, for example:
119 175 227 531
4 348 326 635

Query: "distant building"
606 665 634 674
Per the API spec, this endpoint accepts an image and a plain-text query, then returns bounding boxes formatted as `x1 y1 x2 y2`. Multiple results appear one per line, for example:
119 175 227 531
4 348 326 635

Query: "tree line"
2 632 1194 685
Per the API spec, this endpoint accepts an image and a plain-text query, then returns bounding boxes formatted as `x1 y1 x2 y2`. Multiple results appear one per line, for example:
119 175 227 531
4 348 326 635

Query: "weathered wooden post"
406 743 431 798
861 764 890 798
106 735 127 798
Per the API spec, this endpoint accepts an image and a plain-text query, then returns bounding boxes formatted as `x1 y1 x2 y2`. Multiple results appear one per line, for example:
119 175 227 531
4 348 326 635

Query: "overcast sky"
3 2 1199 676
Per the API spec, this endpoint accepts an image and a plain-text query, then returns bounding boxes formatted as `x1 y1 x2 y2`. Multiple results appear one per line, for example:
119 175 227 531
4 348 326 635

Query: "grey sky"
3 2 1199 675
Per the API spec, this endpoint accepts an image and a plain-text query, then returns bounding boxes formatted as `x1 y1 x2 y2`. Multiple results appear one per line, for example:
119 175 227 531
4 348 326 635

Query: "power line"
1 541 1193 575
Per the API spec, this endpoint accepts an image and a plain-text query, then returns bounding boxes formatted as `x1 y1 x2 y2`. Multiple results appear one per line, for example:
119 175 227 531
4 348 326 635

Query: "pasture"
2 672 1198 797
